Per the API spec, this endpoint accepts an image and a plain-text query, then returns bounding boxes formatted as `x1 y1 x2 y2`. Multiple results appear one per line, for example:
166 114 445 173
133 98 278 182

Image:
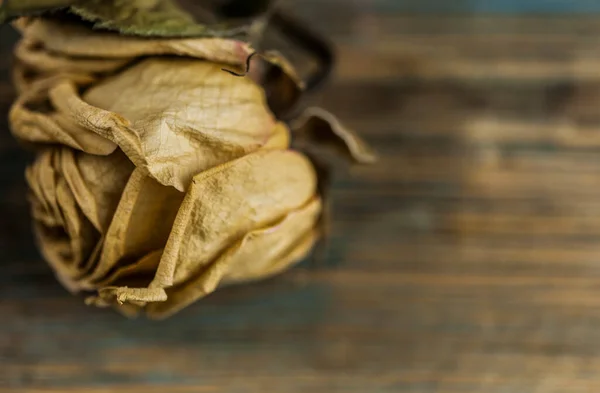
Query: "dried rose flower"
8 12 375 318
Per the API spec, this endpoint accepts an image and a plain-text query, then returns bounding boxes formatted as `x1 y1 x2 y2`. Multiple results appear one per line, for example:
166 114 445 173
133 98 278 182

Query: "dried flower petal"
148 198 321 319
88 168 184 284
10 77 117 154
15 18 252 62
156 149 317 286
92 149 319 312
26 147 134 291
14 38 131 76
80 58 278 190
291 107 378 164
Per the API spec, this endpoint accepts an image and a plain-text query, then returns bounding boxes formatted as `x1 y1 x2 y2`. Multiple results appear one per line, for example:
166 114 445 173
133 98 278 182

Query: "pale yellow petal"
261 121 290 151
147 199 320 319
146 197 321 319
89 169 184 283
81 59 277 190
61 149 134 232
222 198 321 283
95 249 163 287
10 77 117 155
14 38 132 75
151 149 317 290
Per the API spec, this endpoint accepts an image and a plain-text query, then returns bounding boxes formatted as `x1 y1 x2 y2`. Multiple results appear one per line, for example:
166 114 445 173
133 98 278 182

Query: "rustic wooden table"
3 2 600 392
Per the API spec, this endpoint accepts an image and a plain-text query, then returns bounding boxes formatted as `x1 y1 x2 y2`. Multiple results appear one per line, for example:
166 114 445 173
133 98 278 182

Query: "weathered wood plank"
5 6 600 393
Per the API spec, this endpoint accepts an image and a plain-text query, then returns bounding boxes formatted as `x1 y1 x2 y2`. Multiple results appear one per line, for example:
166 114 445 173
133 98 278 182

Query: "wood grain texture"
3 4 600 393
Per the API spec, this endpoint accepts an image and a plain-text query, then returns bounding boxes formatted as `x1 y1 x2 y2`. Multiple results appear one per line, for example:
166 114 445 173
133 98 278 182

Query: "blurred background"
3 0 600 392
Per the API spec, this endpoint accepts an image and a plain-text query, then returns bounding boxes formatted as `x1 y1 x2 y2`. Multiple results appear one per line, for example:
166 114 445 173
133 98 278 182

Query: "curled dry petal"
91 149 320 316
14 38 132 76
14 18 304 114
10 19 303 167
10 77 117 155
26 147 134 291
291 106 378 164
153 149 317 288
88 168 184 284
15 18 252 62
147 199 321 319
81 58 278 190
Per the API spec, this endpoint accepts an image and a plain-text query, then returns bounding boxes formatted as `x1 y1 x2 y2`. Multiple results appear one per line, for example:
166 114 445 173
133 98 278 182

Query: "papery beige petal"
253 228 319 281
26 150 62 228
95 249 163 288
18 18 252 63
26 151 82 291
28 149 100 288
150 149 317 291
149 231 319 320
222 198 321 283
88 169 184 283
15 38 132 75
26 147 137 292
61 149 134 232
261 121 290 150
11 65 98 99
10 77 117 155
145 197 321 319
16 19 302 120
55 175 97 269
79 238 104 282
81 59 277 190
291 107 378 164
93 287 168 310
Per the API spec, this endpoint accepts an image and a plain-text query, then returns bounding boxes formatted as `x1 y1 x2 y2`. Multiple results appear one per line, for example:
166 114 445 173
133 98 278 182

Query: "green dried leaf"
70 0 249 38
1 0 252 39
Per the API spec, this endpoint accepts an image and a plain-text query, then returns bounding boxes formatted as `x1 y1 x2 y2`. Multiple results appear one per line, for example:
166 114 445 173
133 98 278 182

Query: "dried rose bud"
9 11 375 318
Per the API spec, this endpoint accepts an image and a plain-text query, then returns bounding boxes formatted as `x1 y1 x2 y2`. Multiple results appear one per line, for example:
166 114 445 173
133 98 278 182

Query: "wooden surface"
4 4 600 392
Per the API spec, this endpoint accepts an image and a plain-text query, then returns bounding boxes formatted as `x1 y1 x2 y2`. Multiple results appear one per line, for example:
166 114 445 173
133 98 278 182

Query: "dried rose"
9 9 375 318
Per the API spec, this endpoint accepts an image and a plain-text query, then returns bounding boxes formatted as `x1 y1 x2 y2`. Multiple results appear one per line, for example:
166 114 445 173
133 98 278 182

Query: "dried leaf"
3 0 250 38
0 0 74 24
71 0 248 38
